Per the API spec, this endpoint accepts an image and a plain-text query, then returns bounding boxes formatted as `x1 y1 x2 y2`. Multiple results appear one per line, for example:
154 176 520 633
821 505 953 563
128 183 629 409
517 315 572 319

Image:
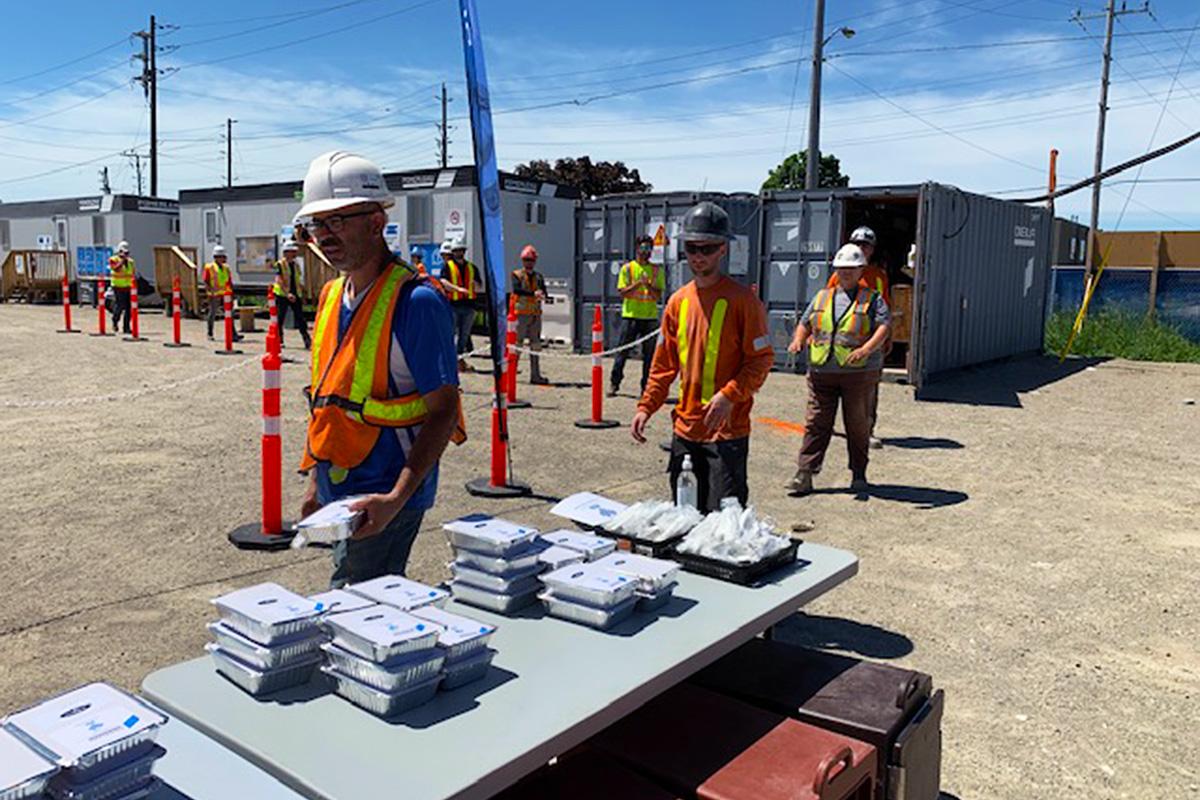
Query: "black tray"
576 521 687 558
671 539 801 585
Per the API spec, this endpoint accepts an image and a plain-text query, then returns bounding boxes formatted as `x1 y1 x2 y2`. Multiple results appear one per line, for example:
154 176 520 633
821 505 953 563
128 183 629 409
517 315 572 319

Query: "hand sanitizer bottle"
677 455 699 510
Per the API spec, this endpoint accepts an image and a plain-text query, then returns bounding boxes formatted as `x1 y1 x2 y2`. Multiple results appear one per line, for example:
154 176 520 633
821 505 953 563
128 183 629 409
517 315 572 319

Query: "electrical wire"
0 36 129 86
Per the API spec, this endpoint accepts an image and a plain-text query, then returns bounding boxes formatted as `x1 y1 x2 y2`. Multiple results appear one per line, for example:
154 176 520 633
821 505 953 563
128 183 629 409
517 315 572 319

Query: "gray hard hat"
679 201 733 242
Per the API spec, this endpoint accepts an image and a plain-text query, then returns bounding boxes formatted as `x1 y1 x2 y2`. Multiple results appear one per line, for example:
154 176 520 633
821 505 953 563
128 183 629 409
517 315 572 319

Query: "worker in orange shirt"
631 202 774 512
826 226 889 449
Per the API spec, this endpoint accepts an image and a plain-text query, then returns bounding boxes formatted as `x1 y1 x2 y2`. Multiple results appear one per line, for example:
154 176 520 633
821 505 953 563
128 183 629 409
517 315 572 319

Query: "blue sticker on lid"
416 624 426 631
123 715 139 728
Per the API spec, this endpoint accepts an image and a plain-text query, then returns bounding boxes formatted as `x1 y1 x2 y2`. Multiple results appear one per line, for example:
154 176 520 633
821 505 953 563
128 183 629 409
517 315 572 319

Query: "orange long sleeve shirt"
638 276 774 442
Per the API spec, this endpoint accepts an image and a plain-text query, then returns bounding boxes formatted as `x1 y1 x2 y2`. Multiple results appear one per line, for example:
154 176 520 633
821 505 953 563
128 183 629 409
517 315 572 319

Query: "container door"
910 186 932 391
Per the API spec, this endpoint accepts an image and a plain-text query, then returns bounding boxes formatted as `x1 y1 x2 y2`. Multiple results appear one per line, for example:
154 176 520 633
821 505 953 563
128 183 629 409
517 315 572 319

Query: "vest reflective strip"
310 278 344 387
676 297 729 405
701 299 728 404
362 395 429 423
349 266 405 406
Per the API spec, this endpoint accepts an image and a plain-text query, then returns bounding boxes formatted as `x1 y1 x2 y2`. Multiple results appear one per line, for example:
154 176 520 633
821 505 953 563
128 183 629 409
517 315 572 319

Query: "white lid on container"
211 582 320 626
536 544 586 571
594 552 679 583
4 683 167 767
541 562 633 594
296 497 363 530
443 516 537 546
0 726 57 790
308 589 376 616
347 575 449 610
323 606 442 648
410 606 496 647
538 529 613 555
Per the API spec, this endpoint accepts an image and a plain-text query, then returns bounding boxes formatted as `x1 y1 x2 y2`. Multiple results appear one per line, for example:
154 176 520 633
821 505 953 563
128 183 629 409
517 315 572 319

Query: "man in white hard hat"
441 235 482 372
273 239 311 349
107 241 136 334
202 245 241 341
295 151 464 587
787 243 890 497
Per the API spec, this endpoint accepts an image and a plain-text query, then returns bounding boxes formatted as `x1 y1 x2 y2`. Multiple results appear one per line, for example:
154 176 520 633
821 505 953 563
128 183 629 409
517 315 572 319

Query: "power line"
170 0 384 29
0 37 129 87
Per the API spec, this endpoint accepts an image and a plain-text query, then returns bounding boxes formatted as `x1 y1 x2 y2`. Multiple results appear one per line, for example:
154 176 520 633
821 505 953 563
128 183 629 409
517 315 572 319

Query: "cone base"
214 349 244 355
56 329 82 334
123 336 149 342
575 418 621 429
507 399 532 409
88 332 113 337
228 522 297 551
465 477 532 498
163 342 192 348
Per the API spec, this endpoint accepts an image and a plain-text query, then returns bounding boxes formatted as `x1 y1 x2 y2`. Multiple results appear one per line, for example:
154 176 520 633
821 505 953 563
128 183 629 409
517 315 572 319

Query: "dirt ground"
0 303 1196 800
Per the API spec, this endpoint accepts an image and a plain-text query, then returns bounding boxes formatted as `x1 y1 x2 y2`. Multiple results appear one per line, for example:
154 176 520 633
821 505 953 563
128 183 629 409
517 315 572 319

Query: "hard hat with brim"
832 243 867 268
678 201 734 242
296 150 394 219
282 239 299 251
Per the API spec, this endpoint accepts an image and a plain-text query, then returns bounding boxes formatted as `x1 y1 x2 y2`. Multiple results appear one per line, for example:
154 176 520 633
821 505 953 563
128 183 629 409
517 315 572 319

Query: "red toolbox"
691 638 943 800
491 749 683 799
590 683 876 800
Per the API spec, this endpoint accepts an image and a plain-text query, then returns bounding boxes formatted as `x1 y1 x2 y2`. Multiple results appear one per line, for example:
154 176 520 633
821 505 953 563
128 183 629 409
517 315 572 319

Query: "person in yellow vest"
273 239 311 350
107 241 136 334
440 236 482 373
510 244 549 385
295 151 464 586
610 234 666 397
202 245 242 342
787 243 891 497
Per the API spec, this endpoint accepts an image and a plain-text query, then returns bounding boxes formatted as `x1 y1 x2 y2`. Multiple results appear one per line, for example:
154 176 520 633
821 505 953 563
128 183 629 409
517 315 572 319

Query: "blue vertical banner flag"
458 0 507 375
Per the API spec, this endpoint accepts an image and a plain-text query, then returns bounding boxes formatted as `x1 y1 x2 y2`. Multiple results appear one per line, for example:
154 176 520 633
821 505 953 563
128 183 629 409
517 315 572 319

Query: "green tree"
762 152 850 190
513 156 651 197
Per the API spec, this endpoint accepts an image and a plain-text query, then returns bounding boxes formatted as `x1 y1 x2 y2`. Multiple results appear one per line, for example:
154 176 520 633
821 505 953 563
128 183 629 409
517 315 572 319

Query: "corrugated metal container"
574 192 760 351
762 183 1052 390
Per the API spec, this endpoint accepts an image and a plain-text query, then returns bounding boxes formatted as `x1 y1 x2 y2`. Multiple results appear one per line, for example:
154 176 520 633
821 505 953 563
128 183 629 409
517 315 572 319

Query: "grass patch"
1045 309 1200 362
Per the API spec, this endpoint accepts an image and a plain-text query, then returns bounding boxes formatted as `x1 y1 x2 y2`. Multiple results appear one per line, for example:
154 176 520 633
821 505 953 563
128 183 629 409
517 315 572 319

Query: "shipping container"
573 192 760 352
761 183 1053 392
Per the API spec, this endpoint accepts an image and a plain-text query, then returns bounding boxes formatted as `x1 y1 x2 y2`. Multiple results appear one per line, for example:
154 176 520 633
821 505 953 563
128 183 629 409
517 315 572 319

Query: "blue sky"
1 0 1198 230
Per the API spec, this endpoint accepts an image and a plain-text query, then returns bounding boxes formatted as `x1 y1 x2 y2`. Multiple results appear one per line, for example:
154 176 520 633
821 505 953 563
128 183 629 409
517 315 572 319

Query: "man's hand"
288 293 297 303
701 391 732 432
300 478 320 519
631 409 651 444
787 335 805 354
348 492 405 540
846 346 872 365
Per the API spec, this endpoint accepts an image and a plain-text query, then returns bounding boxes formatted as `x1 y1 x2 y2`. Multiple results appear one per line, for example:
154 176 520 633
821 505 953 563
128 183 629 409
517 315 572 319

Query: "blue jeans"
451 303 476 356
329 508 426 588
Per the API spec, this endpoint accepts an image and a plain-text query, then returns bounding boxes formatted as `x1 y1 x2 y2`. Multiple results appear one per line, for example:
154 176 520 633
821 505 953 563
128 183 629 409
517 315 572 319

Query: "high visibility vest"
826 266 888 306
677 295 729 406
274 258 300 297
511 269 541 316
808 286 876 368
620 260 663 320
204 262 233 296
300 262 465 474
444 258 476 302
108 256 135 289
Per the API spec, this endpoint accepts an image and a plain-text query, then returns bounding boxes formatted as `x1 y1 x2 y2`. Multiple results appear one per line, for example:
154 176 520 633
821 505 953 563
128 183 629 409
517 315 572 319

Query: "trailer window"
92 215 106 245
0 220 9 250
407 194 432 239
204 209 219 242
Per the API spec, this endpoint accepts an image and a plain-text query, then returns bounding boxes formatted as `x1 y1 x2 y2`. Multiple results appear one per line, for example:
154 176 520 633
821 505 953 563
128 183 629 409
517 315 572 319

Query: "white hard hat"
281 238 299 251
439 239 453 254
117 241 130 254
832 243 867 268
212 245 227 257
296 150 394 218
449 235 466 251
849 226 876 246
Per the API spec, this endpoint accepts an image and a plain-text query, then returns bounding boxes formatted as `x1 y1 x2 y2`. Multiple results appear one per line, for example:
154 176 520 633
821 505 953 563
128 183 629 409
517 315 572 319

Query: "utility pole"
99 167 111 195
1074 1 1149 278
133 16 158 196
123 150 145 196
805 0 826 191
436 83 452 168
226 118 236 187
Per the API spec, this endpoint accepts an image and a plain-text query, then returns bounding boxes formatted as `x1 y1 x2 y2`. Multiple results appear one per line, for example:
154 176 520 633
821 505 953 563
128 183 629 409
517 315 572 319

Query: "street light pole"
805 0 826 191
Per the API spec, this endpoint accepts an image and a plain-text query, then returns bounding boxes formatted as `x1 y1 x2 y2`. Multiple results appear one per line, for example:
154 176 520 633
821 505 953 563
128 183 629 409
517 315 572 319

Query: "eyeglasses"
521 257 536 263
684 242 722 257
298 209 376 236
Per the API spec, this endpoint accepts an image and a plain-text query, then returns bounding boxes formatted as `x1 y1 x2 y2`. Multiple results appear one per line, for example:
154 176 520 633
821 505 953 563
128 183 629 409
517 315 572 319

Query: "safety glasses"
296 209 376 236
684 242 722 257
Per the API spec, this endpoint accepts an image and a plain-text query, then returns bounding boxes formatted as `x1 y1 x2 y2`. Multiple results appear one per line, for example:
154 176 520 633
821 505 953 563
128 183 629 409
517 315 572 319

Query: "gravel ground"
0 303 1196 800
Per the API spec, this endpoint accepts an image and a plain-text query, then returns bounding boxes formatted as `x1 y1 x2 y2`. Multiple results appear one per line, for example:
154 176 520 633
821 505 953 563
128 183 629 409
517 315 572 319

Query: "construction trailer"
177 166 580 340
0 194 179 303
574 192 761 351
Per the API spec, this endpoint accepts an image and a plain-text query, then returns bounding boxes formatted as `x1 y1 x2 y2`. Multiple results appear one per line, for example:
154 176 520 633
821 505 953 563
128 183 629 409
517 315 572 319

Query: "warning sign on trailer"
653 224 668 247
444 208 467 241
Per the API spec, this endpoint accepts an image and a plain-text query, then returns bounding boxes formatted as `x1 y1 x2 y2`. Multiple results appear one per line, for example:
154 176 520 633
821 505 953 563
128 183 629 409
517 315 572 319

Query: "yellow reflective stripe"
677 297 690 375
362 395 429 424
701 298 728 405
311 277 344 387
349 267 405 405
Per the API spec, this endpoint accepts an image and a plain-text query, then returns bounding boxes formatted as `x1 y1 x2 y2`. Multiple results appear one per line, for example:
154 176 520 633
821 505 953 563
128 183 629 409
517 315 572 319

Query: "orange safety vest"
300 262 465 474
443 258 476 302
511 268 541 316
204 262 233 296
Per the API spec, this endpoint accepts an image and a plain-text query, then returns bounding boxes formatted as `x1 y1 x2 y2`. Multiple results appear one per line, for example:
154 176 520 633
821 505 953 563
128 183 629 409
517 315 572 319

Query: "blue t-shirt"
315 278 459 510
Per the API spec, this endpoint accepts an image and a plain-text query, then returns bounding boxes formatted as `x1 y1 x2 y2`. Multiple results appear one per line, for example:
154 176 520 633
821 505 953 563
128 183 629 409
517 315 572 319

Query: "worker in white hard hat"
787 243 891 497
273 239 311 349
440 234 483 372
107 241 135 334
294 151 465 587
202 245 240 341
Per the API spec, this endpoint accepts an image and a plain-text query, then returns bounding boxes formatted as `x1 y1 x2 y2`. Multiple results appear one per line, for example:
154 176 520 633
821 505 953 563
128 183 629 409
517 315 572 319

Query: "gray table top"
143 542 857 800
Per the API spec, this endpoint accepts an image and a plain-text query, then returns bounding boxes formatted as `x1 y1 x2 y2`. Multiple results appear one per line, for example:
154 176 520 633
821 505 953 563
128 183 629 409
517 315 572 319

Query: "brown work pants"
796 369 881 478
